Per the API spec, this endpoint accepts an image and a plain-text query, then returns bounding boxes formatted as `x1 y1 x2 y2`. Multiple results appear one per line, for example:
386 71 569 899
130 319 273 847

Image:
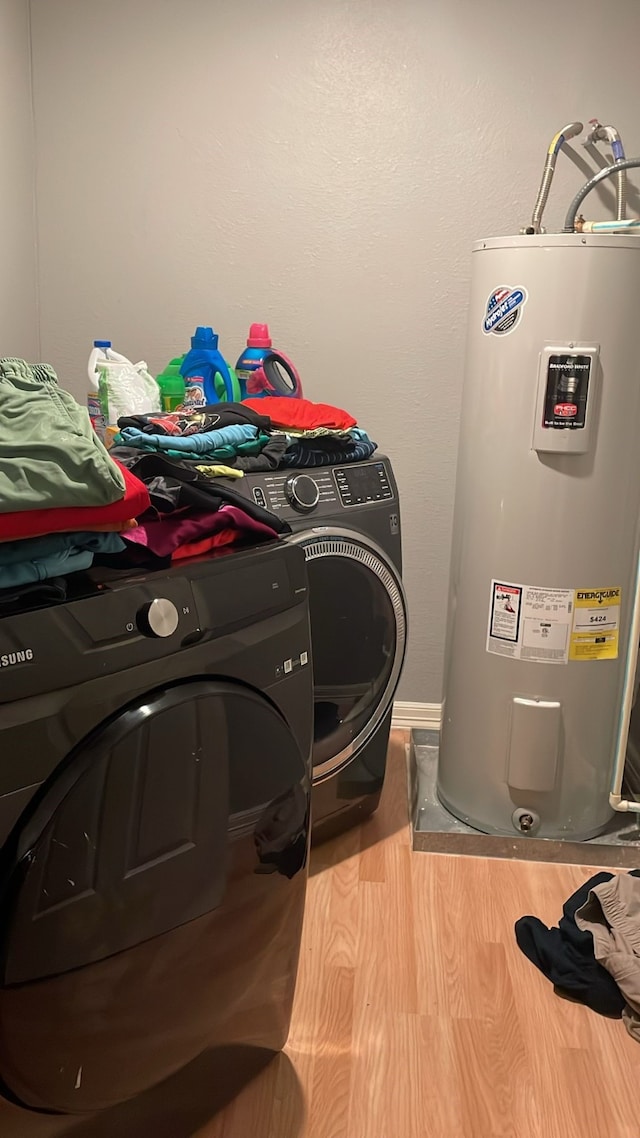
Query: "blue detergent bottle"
179 326 241 406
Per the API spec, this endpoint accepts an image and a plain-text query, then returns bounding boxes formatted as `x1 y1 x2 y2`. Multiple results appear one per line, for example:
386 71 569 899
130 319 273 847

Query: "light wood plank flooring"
200 731 640 1138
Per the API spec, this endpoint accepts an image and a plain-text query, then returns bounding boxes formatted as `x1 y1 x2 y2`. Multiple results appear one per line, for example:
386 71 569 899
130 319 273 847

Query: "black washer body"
0 542 312 1125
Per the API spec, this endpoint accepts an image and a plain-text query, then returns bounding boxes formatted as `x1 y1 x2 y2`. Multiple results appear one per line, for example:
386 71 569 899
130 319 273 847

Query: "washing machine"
229 456 407 841
0 541 312 1131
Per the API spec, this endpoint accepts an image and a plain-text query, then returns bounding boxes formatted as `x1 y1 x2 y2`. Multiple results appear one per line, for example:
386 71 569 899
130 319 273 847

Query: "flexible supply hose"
585 120 627 220
578 219 640 233
529 122 583 233
564 158 640 232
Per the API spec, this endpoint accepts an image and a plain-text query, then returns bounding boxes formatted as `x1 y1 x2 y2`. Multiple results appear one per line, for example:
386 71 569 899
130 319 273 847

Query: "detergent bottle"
87 341 111 438
87 340 160 436
235 324 272 399
179 326 241 406
156 357 186 411
237 324 303 399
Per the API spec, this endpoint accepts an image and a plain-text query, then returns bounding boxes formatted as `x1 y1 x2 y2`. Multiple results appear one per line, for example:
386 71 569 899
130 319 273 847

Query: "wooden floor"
199 732 640 1138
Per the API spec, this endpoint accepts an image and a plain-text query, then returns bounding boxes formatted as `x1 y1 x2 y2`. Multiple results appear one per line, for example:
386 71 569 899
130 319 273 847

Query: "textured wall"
0 0 38 358
30 0 640 701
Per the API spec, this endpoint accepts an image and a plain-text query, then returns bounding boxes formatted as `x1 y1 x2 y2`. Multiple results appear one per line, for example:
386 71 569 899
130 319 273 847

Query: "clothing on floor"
280 430 377 468
116 423 259 456
242 396 357 431
117 403 271 436
515 872 627 1017
124 505 278 559
575 871 640 1040
0 358 126 512
0 531 125 588
0 462 149 542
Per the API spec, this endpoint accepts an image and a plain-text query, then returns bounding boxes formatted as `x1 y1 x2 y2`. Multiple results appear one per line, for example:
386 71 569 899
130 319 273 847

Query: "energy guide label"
570 587 620 661
487 581 573 664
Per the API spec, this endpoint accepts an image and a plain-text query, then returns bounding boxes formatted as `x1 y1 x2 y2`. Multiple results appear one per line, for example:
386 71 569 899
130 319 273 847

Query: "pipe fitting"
584 119 627 220
564 158 640 232
529 121 583 234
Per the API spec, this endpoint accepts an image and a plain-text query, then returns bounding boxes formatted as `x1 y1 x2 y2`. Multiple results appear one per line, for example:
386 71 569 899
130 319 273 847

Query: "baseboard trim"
392 701 442 731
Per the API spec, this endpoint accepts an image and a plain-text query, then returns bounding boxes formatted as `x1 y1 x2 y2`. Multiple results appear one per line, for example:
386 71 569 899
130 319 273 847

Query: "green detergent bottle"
156 358 186 411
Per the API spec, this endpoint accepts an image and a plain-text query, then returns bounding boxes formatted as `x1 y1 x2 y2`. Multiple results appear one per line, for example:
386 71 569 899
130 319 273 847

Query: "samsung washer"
0 541 312 1127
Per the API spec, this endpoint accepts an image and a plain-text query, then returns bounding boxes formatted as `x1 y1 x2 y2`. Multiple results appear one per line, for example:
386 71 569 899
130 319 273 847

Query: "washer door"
291 528 407 782
0 679 309 1114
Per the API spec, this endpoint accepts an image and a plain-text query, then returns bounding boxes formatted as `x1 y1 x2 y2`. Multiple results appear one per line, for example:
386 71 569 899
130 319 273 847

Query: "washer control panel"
247 459 395 516
333 461 393 507
252 471 338 514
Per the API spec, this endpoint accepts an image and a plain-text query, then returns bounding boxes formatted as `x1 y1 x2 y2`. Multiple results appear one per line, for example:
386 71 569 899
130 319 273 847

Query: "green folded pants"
0 359 125 513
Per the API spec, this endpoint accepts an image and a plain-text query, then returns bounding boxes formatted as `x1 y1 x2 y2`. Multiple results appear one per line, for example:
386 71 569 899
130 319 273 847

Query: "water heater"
438 229 640 840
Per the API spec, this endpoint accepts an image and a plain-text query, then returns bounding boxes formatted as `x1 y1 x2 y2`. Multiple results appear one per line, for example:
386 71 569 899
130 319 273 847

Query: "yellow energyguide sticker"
570 587 621 661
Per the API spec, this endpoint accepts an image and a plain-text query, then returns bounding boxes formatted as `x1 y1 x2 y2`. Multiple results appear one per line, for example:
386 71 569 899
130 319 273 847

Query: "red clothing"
242 397 356 431
171 530 237 561
0 462 149 542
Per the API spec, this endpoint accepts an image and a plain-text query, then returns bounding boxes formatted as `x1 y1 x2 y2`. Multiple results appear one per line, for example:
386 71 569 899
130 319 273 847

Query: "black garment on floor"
515 871 635 1017
117 402 271 436
108 449 291 533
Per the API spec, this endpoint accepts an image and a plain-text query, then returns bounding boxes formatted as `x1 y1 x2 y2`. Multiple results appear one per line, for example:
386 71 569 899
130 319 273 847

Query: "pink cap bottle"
236 324 273 398
247 323 272 349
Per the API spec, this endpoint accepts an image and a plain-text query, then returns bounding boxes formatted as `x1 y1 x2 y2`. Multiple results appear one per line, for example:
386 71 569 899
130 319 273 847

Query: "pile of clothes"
105 395 377 569
515 869 640 1040
0 360 375 593
0 358 151 605
111 396 376 472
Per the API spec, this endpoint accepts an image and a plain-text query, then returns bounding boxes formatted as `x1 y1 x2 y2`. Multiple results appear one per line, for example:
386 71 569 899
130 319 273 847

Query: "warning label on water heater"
487 581 621 663
570 587 621 661
487 580 574 664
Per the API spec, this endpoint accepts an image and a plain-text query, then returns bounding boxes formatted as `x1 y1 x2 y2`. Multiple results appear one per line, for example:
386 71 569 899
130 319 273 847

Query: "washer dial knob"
285 474 320 512
138 598 179 638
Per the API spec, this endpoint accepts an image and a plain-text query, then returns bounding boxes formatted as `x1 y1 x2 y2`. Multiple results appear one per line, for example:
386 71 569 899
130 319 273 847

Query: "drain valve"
512 808 540 834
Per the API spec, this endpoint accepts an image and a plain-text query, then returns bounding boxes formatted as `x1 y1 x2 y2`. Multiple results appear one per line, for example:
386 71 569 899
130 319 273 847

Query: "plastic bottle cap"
247 323 272 348
94 340 112 348
191 326 219 350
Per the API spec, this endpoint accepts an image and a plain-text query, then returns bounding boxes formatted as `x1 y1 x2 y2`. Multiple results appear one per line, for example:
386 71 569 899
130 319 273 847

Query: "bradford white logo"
482 285 528 336
0 649 34 668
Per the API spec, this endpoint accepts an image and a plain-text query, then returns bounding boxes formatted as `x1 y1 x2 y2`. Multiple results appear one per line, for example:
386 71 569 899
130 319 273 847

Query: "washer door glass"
298 531 406 781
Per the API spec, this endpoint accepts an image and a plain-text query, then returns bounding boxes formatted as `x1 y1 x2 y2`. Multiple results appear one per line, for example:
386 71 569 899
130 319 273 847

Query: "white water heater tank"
438 233 640 840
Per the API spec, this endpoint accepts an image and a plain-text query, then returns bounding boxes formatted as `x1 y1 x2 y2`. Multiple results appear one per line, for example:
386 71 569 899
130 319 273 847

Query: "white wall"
0 0 37 358
29 0 640 701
